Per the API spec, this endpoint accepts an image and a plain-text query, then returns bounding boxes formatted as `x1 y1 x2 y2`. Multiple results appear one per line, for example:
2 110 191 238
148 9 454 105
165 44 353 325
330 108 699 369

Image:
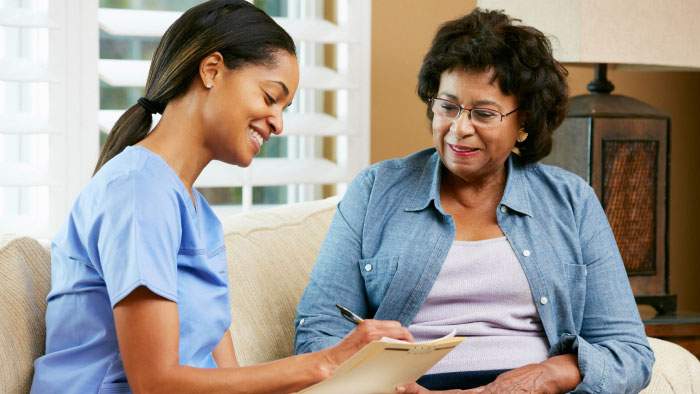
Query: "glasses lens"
432 99 460 118
471 108 500 126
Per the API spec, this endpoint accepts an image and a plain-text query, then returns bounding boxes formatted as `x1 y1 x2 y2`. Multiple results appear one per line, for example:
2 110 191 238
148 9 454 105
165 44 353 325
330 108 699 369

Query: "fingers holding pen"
341 319 414 357
335 304 414 346
321 304 414 376
352 319 415 344
324 318 414 372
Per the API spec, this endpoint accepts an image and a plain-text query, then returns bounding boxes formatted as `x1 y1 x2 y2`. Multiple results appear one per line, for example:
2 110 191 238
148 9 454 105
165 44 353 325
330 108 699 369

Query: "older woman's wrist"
541 353 582 393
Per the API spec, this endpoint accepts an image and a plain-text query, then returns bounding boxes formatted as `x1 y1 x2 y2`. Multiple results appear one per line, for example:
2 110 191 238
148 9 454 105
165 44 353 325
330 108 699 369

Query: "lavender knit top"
409 237 550 374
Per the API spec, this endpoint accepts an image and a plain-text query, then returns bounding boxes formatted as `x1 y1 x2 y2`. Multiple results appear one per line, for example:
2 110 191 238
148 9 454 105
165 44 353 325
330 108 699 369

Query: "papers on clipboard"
299 330 465 394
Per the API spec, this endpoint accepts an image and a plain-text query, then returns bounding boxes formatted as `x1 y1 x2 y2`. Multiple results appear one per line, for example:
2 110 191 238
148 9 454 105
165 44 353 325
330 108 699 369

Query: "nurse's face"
202 51 299 167
431 68 522 183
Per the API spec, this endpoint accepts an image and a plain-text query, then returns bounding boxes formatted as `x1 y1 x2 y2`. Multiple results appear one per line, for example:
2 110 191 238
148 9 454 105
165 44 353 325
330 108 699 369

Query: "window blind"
97 0 370 218
0 0 98 238
0 0 369 237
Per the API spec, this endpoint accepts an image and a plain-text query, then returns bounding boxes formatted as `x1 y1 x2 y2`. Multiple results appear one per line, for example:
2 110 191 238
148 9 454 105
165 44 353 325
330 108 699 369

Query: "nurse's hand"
319 319 414 378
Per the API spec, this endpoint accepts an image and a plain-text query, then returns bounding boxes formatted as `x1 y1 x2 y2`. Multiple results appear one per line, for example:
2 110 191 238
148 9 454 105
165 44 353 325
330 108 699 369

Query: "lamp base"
586 63 615 94
542 92 673 312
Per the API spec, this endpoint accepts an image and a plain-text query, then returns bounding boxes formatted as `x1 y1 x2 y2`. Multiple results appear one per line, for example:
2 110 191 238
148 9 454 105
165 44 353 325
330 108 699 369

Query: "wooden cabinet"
642 311 700 358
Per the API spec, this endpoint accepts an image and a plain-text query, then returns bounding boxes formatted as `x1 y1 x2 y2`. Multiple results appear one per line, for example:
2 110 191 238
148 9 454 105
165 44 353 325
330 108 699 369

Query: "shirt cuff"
550 333 607 394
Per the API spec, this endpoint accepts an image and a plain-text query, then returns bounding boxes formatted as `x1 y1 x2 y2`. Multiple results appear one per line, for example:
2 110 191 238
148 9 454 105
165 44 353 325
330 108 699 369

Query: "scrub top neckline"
127 145 200 218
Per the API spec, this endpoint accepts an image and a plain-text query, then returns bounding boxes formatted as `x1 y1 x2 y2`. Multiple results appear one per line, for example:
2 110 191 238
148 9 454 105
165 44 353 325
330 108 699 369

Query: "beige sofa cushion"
0 235 51 394
2 196 698 394
219 197 700 392
221 196 339 366
641 337 700 393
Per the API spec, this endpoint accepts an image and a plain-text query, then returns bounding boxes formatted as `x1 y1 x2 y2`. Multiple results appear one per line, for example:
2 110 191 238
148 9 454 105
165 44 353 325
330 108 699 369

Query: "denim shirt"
294 148 653 394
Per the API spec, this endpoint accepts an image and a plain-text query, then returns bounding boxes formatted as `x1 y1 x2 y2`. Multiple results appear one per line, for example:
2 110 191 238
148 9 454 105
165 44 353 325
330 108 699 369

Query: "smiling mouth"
448 143 479 153
249 128 264 147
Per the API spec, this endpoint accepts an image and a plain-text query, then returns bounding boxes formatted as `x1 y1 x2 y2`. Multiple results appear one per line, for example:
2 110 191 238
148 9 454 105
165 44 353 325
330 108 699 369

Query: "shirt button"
500 206 507 213
364 264 372 272
523 249 531 257
540 297 548 305
299 318 305 325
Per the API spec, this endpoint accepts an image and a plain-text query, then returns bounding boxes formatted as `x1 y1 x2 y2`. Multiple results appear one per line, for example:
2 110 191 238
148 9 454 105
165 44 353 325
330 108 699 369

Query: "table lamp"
478 0 700 313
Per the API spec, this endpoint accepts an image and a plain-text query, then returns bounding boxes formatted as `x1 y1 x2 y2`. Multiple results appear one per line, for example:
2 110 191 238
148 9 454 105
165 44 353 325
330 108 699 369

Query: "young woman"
30 1 412 393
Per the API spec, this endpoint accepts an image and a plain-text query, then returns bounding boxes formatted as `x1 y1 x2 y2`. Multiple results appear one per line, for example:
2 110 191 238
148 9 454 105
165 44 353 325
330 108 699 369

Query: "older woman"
294 8 653 394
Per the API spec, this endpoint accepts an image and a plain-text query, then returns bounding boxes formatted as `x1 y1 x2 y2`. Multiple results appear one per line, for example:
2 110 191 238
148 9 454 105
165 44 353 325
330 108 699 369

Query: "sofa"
1 197 698 393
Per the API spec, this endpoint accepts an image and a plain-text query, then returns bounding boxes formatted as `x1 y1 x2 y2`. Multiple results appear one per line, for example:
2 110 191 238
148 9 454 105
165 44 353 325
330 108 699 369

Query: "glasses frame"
429 98 519 125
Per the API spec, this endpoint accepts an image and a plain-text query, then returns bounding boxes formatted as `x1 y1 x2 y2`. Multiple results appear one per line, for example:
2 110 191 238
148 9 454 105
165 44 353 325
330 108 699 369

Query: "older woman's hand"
472 354 581 394
396 383 461 393
396 354 580 394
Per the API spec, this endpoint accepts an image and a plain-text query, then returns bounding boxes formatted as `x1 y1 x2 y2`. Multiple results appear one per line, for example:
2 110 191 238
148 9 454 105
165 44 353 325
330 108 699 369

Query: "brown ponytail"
93 0 296 174
94 104 153 173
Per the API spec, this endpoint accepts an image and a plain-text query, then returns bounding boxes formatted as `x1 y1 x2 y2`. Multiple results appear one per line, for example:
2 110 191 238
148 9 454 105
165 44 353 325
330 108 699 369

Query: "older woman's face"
432 68 521 183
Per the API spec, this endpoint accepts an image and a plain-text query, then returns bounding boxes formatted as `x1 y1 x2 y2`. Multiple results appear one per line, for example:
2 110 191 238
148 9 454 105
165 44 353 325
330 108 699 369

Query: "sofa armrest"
0 235 52 394
640 337 700 393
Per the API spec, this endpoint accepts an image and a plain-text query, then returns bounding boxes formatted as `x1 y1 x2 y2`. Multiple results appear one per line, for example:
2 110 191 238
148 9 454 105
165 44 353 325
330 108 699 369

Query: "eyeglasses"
429 98 519 127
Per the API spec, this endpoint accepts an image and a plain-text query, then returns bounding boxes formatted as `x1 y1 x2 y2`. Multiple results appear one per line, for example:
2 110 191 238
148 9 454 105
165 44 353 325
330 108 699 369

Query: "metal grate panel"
602 140 658 274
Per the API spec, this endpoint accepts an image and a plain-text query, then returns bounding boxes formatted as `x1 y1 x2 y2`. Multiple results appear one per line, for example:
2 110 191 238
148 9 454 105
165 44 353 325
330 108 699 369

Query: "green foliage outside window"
253 186 286 204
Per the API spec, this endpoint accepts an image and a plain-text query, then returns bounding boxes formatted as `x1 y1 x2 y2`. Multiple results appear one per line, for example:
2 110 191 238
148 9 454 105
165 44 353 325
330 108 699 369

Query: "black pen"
335 304 364 325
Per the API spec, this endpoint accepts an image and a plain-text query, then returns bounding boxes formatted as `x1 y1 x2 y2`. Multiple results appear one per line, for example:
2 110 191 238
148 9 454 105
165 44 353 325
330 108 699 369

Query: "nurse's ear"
199 52 225 91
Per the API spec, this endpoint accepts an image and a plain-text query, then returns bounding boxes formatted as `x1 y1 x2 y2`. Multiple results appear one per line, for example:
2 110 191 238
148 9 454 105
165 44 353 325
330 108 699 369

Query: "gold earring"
512 128 528 155
516 128 528 143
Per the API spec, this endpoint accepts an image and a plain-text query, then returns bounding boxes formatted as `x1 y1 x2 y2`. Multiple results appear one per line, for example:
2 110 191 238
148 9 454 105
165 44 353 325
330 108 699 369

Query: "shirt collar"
404 151 533 217
500 154 533 217
404 151 444 213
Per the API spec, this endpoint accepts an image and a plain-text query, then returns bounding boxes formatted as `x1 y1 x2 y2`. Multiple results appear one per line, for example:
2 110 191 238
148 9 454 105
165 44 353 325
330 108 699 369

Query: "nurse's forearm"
140 320 413 394
134 351 332 394
212 329 238 368
115 287 414 393
114 286 333 393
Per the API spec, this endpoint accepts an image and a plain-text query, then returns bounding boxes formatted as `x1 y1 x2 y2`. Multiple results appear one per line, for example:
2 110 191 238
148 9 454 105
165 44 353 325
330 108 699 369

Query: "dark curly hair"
417 8 568 163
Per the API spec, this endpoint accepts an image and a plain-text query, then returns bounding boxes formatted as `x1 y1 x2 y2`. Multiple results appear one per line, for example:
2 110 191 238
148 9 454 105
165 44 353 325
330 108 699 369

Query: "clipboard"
299 332 465 394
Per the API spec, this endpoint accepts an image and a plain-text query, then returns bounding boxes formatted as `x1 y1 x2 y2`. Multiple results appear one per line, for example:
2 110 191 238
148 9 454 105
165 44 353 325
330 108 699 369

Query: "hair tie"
137 97 165 115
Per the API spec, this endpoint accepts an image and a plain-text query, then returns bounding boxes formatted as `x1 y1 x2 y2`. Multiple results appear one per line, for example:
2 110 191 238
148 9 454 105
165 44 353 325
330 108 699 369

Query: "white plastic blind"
0 0 98 238
97 0 370 218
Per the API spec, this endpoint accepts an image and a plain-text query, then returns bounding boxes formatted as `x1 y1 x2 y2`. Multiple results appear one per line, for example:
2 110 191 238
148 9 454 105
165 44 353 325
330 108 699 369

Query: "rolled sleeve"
550 334 607 393
554 185 655 393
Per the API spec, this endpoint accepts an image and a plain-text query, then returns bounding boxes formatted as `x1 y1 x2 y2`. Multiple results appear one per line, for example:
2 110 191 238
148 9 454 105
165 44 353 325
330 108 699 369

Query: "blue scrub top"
31 146 232 394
